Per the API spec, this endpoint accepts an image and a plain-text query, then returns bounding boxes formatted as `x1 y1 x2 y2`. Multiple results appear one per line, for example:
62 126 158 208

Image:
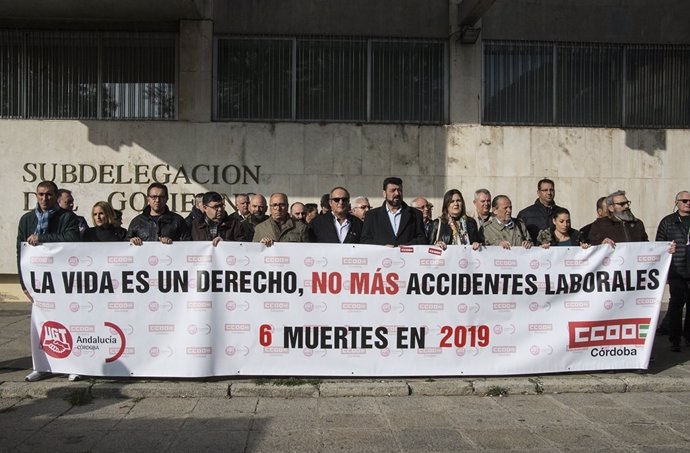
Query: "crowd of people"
17 177 688 381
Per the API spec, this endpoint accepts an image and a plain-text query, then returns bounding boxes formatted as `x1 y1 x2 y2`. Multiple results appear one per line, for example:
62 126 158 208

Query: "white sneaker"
25 371 51 382
68 374 81 382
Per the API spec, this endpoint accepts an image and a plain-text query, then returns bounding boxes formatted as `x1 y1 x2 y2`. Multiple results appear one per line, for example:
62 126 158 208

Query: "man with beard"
588 190 648 245
308 187 363 243
241 193 268 241
128 183 189 245
191 191 244 244
253 193 307 245
361 177 426 246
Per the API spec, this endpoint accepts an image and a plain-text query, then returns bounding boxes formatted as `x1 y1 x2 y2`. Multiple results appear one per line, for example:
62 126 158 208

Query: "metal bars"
215 36 446 124
483 40 690 128
0 30 177 120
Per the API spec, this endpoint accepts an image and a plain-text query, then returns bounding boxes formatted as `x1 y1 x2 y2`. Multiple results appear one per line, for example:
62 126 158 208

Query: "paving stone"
91 381 229 398
230 382 319 398
471 378 539 396
408 379 473 396
322 428 399 453
246 429 322 452
461 427 554 450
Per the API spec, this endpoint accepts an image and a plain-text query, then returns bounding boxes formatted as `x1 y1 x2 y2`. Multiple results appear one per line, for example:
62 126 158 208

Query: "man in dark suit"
308 187 363 243
361 177 426 246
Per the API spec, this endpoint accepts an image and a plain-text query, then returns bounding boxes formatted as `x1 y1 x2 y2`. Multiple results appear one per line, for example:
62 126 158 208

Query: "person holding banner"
191 191 245 245
128 183 190 245
537 207 588 248
361 177 426 246
253 193 308 246
656 190 690 352
588 190 648 246
428 189 482 250
481 195 532 249
84 201 127 242
308 187 363 243
17 180 80 382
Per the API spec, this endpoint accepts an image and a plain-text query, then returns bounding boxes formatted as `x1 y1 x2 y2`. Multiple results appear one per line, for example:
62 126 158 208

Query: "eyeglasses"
677 199 690 204
355 205 371 210
206 204 224 211
613 201 631 207
330 197 350 204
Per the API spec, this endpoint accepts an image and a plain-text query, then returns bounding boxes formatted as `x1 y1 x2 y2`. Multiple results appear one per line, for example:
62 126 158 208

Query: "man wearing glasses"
518 178 562 243
350 196 371 221
191 191 244 245
308 187 363 243
253 193 307 246
656 191 690 351
411 196 434 236
128 182 190 245
587 190 648 245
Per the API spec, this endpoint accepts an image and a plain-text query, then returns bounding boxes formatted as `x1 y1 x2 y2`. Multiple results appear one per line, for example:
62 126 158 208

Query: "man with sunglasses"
128 182 190 245
191 191 244 245
656 191 690 351
588 190 648 245
350 196 371 221
308 187 363 243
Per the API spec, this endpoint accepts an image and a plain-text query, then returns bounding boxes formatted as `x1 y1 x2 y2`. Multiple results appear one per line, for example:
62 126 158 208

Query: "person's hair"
551 206 570 220
596 196 607 211
194 193 204 201
330 187 350 199
491 195 510 209
56 188 72 199
270 192 289 205
320 193 330 209
441 189 466 222
382 177 403 190
675 191 690 202
473 188 491 201
235 193 248 201
114 209 123 221
92 201 116 226
605 190 626 206
538 178 555 191
290 201 305 212
353 196 369 205
305 203 318 215
37 180 58 194
147 182 168 197
202 191 223 205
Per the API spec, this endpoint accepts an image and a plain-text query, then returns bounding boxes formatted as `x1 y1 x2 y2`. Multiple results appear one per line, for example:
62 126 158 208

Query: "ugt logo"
39 321 73 359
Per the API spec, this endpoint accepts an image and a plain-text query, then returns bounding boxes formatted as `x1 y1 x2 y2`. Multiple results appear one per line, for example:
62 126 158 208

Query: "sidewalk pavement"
3 301 690 400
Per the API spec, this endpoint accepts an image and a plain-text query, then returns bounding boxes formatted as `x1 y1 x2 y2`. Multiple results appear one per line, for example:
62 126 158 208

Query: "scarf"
448 216 470 245
34 204 59 235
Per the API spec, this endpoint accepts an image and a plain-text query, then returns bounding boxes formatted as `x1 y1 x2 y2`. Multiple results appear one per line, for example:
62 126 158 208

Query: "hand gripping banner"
21 241 670 377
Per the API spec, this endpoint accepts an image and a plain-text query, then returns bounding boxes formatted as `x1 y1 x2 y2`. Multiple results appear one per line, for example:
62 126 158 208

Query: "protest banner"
21 241 670 377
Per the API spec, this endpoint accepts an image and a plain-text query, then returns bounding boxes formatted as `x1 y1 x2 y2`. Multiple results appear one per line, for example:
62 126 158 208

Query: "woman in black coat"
427 189 482 250
84 201 127 242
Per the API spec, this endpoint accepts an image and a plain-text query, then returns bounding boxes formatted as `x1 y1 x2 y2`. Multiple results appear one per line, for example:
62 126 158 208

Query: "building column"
179 19 213 122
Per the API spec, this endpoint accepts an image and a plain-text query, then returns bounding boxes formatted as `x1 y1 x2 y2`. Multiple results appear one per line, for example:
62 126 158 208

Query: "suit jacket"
361 201 426 246
308 213 363 243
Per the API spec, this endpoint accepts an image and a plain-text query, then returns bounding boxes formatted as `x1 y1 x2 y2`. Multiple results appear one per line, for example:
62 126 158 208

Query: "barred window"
215 36 447 124
484 40 690 128
0 30 177 120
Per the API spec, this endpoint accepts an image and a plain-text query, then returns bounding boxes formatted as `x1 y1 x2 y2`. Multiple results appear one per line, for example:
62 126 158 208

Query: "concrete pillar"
179 19 213 122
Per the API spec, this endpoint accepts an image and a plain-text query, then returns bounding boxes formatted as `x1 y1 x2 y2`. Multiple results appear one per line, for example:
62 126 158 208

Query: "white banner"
21 241 670 377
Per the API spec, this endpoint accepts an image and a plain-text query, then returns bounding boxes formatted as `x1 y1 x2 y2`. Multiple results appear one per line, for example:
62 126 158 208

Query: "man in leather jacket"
128 183 190 245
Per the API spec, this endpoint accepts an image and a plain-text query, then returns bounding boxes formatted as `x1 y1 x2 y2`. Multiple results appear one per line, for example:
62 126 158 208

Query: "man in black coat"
517 178 562 243
361 177 426 246
308 187 363 243
128 183 190 245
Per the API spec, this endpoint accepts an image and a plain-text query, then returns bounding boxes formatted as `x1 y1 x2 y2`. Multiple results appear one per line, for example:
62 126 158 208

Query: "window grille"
0 30 177 120
215 36 447 124
483 40 690 128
